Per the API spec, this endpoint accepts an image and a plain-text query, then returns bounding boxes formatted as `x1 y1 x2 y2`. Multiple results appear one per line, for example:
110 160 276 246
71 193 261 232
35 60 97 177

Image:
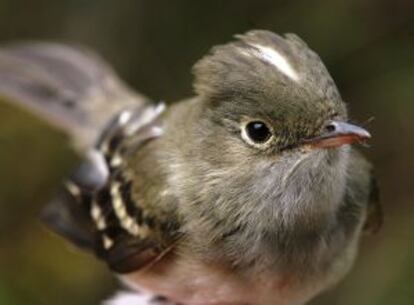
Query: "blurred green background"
0 0 413 305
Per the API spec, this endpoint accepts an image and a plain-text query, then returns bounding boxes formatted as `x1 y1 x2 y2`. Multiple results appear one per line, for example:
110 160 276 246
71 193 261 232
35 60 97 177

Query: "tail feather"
0 42 151 151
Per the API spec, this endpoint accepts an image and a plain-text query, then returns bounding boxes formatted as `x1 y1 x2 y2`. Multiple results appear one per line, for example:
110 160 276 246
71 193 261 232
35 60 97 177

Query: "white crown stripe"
241 43 300 82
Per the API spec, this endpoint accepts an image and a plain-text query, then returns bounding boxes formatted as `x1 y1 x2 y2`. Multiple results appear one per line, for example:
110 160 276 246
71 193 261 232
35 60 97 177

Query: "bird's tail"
0 42 151 152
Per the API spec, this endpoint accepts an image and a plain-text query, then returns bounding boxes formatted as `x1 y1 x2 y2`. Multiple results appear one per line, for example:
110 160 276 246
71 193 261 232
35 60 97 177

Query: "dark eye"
244 121 272 144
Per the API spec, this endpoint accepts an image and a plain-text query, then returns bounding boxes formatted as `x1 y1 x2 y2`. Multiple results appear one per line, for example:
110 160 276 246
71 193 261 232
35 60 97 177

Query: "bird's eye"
243 121 272 144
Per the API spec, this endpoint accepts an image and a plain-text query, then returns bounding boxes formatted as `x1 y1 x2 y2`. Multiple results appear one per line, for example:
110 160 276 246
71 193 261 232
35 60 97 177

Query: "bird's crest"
193 30 341 104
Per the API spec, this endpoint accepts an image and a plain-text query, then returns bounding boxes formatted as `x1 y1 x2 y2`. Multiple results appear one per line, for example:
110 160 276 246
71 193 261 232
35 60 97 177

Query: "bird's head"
193 30 370 153
170 30 370 253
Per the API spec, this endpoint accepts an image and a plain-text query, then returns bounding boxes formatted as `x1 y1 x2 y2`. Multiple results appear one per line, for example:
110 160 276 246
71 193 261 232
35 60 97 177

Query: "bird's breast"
120 245 355 305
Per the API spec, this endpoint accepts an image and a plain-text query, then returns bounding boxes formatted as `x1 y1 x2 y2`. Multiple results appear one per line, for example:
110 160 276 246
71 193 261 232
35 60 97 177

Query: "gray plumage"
1 30 381 305
0 42 150 151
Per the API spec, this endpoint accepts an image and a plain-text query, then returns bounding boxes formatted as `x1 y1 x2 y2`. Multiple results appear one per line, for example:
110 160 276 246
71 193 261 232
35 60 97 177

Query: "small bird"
0 30 382 305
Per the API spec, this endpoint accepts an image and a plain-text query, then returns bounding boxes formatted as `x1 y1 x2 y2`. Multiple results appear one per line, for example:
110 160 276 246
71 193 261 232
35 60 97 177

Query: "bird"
0 30 382 305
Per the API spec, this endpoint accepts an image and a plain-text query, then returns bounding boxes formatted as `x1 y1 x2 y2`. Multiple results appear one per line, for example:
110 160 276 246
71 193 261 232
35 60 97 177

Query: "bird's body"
99 97 369 305
0 30 381 305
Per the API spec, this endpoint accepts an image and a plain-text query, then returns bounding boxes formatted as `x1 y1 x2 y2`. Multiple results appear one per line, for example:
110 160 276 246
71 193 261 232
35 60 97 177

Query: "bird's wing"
0 42 150 152
0 42 176 273
363 175 383 234
43 103 178 273
343 149 383 235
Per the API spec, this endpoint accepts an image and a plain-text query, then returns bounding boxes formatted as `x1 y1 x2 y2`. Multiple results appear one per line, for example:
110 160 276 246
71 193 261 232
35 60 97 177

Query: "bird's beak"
302 121 371 149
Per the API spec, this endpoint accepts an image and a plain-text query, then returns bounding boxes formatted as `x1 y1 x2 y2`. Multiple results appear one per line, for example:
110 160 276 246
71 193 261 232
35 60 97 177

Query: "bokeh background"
0 1 413 305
